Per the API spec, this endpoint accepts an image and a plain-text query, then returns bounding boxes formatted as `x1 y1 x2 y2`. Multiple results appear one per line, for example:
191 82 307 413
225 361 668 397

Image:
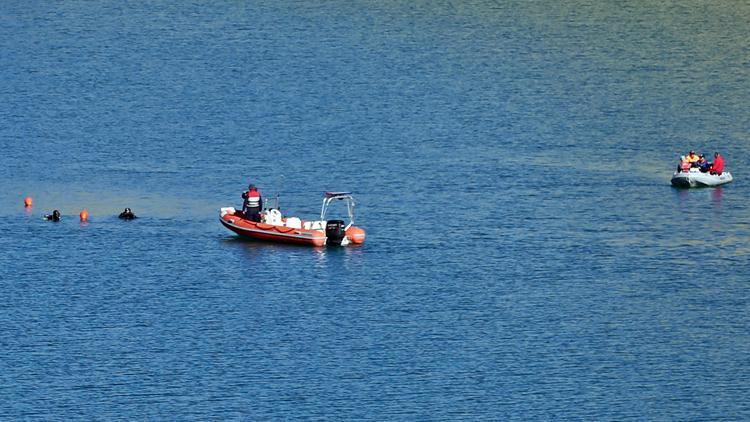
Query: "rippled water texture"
1 1 749 419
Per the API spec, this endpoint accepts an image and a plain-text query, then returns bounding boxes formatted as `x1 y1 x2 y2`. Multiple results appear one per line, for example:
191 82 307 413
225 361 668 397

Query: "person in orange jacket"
242 184 263 222
686 150 700 164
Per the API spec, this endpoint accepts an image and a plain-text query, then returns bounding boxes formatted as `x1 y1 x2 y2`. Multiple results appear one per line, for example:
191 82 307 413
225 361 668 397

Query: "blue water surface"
1 1 749 419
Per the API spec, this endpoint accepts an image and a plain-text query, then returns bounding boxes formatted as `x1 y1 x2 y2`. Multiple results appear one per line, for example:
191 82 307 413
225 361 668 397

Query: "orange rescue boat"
220 192 366 247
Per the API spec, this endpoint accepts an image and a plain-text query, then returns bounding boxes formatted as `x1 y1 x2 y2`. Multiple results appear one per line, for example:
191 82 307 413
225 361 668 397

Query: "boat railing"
264 194 280 211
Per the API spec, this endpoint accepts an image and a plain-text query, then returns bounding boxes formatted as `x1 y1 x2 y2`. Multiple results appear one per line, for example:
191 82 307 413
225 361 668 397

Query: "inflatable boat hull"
220 210 327 246
671 171 732 188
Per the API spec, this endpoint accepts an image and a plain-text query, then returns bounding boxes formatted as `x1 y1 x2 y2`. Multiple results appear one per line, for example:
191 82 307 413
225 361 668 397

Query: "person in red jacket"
242 184 263 221
710 152 725 175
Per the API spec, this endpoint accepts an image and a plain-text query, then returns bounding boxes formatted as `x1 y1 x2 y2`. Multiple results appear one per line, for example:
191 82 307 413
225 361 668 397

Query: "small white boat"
671 168 733 188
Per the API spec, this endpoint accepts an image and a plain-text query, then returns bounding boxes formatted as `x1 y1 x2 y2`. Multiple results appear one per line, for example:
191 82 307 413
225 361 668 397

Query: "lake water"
1 1 749 419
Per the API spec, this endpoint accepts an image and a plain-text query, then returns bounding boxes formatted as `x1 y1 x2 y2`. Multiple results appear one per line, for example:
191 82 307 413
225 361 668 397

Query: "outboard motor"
325 220 346 246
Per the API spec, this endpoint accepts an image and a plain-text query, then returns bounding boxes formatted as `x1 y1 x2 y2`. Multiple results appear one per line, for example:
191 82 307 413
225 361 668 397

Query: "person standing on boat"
242 184 263 222
710 152 725 175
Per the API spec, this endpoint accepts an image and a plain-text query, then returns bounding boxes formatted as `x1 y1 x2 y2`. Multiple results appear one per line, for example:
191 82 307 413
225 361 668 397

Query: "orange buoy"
24 197 33 207
346 226 366 244
79 209 89 222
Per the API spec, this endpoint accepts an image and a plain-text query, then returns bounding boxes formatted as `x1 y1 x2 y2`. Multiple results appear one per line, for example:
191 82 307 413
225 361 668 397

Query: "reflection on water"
675 187 691 204
712 186 724 207
674 184 726 209
219 234 365 271
313 246 327 269
314 243 365 270
220 236 308 253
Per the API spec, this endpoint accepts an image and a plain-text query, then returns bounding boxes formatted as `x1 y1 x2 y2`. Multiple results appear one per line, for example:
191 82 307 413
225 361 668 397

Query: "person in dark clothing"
119 208 137 219
44 210 61 221
242 184 263 222
696 155 711 173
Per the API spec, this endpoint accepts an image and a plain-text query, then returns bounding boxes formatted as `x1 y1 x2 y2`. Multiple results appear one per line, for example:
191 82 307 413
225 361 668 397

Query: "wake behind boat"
220 192 366 246
671 168 733 188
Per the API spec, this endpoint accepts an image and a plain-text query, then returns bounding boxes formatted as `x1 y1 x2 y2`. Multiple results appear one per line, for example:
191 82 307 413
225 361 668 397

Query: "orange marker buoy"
79 209 89 222
24 197 33 207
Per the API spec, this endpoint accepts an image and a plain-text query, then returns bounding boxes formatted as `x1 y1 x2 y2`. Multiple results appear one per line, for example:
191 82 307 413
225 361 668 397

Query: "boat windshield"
321 193 356 226
263 194 280 211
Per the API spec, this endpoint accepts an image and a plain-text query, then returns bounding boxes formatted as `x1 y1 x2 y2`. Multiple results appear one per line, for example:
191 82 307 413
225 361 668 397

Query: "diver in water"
118 208 137 220
44 210 61 221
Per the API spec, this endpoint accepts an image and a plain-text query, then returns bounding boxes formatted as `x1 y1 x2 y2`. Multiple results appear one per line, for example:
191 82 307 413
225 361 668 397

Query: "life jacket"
680 161 691 172
244 189 261 209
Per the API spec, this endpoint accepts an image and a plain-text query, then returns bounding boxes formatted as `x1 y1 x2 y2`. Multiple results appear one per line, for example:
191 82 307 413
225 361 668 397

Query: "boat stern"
670 173 694 188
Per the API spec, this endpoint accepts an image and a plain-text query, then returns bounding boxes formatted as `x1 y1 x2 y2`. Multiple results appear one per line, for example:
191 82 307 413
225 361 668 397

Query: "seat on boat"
264 209 283 225
285 217 302 229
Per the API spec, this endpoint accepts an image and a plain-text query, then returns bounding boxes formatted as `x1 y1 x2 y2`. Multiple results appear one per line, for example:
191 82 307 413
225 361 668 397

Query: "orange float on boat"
220 192 366 247
346 226 366 244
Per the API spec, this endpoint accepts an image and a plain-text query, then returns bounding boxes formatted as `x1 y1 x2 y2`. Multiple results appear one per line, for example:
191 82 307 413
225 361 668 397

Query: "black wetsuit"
45 211 61 221
119 211 137 220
